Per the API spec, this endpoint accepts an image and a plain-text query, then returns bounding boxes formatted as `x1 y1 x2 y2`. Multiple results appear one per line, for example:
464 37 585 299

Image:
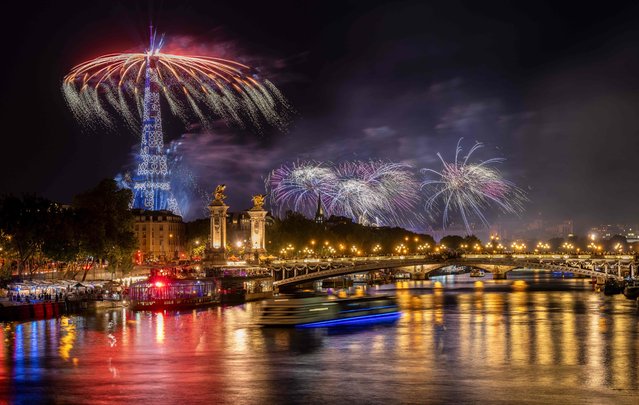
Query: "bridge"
269 253 636 288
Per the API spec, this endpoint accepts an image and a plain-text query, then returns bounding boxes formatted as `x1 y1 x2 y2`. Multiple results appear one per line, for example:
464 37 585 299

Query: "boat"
551 271 574 278
258 292 401 328
603 279 624 295
623 279 639 300
127 275 219 310
469 269 485 277
206 266 273 304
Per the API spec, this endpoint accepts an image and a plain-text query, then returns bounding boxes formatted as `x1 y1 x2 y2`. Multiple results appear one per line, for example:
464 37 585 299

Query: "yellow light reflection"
560 295 577 369
156 312 165 344
485 294 506 366
59 316 76 362
232 328 248 354
509 292 530 365
534 294 553 370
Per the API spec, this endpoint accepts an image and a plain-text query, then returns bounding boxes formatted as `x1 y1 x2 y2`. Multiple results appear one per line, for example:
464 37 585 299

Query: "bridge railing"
270 255 429 265
463 253 635 260
270 253 635 265
272 254 633 286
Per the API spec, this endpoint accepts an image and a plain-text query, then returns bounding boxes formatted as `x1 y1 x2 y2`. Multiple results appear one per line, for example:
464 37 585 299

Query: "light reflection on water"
0 272 638 404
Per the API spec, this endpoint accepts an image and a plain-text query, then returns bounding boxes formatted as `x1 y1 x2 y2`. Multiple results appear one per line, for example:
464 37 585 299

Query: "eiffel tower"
131 28 180 215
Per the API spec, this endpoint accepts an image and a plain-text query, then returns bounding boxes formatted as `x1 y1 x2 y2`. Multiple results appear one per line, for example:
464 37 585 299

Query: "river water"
1 271 638 404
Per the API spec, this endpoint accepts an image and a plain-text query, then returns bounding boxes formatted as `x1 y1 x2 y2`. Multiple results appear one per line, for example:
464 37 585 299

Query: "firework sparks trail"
420 138 526 233
267 161 339 217
267 160 421 227
62 29 290 130
331 161 421 226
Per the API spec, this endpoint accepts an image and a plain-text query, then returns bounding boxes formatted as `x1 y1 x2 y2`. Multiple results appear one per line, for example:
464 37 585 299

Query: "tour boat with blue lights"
258 293 400 328
128 274 219 311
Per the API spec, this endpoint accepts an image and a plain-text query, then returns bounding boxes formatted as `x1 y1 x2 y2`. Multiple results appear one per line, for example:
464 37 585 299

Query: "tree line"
0 179 136 282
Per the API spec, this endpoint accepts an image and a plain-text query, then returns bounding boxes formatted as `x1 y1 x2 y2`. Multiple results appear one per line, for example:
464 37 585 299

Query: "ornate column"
246 194 267 263
208 184 229 264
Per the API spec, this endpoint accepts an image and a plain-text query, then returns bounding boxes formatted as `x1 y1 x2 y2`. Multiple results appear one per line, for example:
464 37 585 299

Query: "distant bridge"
269 254 635 288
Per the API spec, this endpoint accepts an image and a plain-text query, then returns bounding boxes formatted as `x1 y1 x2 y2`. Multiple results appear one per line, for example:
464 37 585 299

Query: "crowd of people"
2 281 123 306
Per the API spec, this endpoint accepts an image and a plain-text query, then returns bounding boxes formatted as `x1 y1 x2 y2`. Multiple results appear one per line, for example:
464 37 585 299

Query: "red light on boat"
155 281 165 288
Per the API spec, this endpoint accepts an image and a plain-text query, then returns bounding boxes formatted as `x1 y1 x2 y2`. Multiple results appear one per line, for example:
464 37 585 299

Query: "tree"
463 235 482 249
548 237 565 252
42 204 81 264
0 194 56 275
607 234 627 252
73 179 136 280
185 218 210 258
266 210 436 257
440 235 464 250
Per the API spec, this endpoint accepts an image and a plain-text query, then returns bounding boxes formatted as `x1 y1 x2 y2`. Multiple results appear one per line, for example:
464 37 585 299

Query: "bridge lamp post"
536 241 549 252
511 242 527 253
372 244 382 255
287 244 294 258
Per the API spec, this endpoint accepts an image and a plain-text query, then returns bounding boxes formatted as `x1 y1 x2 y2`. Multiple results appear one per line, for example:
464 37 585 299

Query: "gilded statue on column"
214 184 227 202
251 194 266 209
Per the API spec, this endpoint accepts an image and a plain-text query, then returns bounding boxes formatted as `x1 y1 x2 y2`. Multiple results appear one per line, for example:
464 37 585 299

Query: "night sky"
2 0 639 232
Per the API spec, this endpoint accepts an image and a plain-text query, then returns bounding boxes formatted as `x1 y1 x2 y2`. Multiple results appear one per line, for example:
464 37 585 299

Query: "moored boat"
127 276 219 310
603 279 624 295
623 280 639 300
469 269 485 277
258 293 400 327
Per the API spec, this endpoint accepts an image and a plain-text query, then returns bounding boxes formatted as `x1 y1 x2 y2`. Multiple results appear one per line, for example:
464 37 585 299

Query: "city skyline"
2 1 639 229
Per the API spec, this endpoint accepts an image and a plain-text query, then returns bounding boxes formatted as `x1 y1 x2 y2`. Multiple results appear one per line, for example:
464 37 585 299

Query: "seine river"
1 272 638 404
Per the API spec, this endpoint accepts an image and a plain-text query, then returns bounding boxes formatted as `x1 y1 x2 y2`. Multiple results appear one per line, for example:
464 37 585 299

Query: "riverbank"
0 298 124 322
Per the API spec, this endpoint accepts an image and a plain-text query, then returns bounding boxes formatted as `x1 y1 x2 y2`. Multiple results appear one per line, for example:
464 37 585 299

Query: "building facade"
226 211 275 252
133 209 186 262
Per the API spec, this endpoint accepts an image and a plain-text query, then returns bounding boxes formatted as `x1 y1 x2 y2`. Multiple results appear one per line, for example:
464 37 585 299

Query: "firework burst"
266 161 338 217
267 160 421 226
421 138 526 233
62 29 289 131
331 161 420 225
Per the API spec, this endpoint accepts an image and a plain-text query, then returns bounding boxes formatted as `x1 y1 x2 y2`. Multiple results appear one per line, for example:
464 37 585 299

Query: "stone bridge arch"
457 263 519 279
271 256 624 288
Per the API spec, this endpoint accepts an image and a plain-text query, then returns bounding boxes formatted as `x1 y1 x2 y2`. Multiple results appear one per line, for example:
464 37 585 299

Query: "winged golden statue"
252 194 266 209
214 184 227 202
